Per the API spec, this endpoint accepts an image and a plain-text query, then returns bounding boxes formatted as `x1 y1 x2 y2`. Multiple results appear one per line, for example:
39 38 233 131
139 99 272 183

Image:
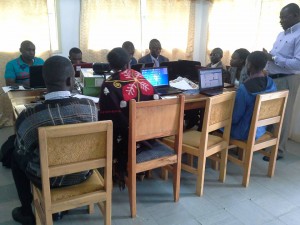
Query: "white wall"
57 0 80 57
57 0 207 63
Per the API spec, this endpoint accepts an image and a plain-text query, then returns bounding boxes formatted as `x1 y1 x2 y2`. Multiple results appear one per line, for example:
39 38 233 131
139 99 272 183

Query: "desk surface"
8 88 236 119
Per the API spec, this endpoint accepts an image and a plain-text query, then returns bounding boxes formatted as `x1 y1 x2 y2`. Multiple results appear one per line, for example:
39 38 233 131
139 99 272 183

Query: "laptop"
73 63 93 77
177 60 201 82
198 68 224 96
160 61 180 81
131 62 154 72
29 65 46 88
141 67 182 95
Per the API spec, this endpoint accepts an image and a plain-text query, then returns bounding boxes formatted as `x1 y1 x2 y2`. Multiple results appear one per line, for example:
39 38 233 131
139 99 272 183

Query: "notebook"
29 65 46 88
198 68 224 96
141 67 182 95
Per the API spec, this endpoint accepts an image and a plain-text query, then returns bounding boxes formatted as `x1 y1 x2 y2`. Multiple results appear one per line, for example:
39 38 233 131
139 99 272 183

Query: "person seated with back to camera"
122 41 137 67
138 39 169 67
10 55 98 225
98 47 159 189
69 47 85 64
228 48 250 87
4 40 44 87
230 51 277 140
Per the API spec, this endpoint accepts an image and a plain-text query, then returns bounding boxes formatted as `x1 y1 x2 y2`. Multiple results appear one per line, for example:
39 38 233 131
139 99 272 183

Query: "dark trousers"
11 154 41 214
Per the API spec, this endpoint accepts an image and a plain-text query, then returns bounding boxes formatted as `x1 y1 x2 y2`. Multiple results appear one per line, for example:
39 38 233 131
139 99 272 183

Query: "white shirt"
266 22 300 75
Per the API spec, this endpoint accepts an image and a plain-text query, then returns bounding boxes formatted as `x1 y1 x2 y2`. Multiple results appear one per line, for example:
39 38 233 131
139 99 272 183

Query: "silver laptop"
141 67 182 95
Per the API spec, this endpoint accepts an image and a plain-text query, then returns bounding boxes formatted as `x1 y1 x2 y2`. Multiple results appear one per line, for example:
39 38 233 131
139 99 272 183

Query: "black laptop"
131 62 154 72
29 65 46 88
141 67 182 95
198 68 224 96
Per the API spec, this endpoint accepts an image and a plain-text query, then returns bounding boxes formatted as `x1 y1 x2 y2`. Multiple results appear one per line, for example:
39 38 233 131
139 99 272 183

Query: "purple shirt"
266 22 300 75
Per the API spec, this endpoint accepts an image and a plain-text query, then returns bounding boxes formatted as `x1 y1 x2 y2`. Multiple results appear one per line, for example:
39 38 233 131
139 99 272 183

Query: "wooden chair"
127 95 185 218
32 121 113 225
163 92 236 196
228 90 288 187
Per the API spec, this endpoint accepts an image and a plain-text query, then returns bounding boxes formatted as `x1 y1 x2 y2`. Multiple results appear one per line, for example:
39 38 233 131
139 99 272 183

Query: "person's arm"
232 86 247 124
4 62 18 86
264 37 300 71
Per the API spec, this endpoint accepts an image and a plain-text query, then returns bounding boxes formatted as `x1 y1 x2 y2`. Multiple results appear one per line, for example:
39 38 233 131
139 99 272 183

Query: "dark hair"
107 47 130 70
122 41 135 52
247 51 267 71
43 56 74 90
69 47 82 55
149 39 161 49
234 48 250 62
284 3 300 15
212 47 223 57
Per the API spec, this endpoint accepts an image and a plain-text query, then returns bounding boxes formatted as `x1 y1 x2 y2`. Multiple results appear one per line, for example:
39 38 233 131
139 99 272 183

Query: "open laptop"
29 65 46 88
177 60 201 82
131 62 154 72
141 67 182 95
160 61 180 81
198 68 224 96
73 63 93 77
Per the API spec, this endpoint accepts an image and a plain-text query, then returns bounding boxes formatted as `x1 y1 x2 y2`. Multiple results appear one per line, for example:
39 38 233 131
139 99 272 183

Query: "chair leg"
128 172 137 218
173 162 181 202
267 145 278 177
161 167 168 180
88 203 95 214
219 148 228 182
242 148 254 187
104 197 112 225
196 153 206 196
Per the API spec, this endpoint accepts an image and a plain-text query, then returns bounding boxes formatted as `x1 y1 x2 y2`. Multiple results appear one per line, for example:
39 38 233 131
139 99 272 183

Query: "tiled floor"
1 126 300 225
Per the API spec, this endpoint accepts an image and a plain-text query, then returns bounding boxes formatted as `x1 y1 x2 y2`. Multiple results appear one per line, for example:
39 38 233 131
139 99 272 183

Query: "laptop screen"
198 68 223 91
29 65 46 88
141 67 169 87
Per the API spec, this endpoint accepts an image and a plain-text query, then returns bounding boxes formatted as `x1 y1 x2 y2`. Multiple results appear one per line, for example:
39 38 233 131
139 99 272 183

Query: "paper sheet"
170 80 194 90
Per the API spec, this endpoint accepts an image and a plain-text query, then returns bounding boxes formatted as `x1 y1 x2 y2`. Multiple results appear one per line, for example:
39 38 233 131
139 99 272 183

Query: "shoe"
12 207 35 225
262 155 283 162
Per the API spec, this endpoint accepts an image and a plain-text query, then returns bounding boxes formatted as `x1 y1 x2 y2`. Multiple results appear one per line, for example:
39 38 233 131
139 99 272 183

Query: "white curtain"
80 0 195 63
207 0 300 65
0 0 52 127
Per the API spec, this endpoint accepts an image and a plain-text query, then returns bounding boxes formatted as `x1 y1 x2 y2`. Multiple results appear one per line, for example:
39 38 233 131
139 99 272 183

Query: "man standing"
263 3 300 75
263 3 300 160
138 39 169 67
11 56 98 225
4 40 44 87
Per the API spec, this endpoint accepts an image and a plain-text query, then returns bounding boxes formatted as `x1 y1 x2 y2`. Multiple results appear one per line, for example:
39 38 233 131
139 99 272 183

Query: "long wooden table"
7 88 235 119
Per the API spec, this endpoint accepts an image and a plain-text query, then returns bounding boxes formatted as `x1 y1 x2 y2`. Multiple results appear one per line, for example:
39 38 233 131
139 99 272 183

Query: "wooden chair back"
247 90 289 149
201 91 236 150
127 95 185 217
35 121 113 225
228 90 289 187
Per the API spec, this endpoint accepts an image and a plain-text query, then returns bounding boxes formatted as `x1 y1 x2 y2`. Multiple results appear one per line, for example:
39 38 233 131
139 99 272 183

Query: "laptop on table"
198 68 224 96
141 67 182 95
29 65 46 89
